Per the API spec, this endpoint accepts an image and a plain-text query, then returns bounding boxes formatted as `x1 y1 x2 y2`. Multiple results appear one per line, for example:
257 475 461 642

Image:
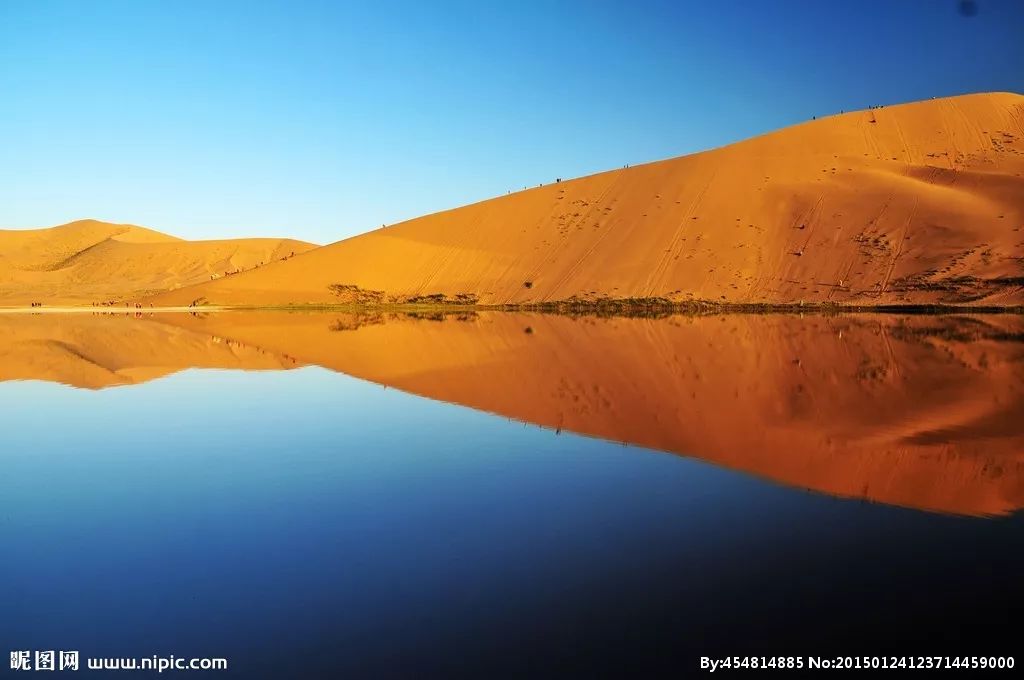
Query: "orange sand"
145 92 1024 308
0 219 314 305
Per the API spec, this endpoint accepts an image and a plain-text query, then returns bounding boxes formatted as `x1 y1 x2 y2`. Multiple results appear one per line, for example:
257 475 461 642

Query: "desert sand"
0 219 314 305
142 92 1024 308
6 311 1021 516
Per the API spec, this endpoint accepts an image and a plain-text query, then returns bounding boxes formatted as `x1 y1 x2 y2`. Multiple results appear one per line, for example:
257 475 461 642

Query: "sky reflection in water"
1 312 1022 676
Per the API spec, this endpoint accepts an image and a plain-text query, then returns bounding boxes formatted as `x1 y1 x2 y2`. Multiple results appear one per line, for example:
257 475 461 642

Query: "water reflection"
2 310 1022 516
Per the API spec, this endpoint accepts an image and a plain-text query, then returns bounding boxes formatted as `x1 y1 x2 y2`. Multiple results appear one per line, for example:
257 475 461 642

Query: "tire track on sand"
528 176 619 300
645 170 715 297
880 196 918 296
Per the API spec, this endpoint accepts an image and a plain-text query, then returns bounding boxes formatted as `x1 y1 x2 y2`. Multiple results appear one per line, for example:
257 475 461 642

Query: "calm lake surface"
1 311 1022 676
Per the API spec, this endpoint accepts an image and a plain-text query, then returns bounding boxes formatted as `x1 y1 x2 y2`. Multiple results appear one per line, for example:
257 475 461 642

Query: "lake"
1 311 1022 676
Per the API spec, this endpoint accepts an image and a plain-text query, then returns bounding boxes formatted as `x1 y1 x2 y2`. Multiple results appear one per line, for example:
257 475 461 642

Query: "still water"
1 311 1022 676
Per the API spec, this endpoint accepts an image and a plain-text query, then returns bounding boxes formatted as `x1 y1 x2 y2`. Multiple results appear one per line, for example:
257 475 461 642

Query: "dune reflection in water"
2 310 1022 516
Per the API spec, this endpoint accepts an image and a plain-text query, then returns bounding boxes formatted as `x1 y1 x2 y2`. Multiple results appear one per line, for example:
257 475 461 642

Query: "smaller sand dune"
0 219 315 305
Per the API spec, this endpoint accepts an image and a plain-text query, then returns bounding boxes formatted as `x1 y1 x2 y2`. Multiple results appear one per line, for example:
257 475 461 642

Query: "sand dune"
8 311 1015 516
0 219 314 305
145 92 1024 308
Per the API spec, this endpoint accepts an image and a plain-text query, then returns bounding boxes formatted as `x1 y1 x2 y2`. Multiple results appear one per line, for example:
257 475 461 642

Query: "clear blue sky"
2 0 1022 244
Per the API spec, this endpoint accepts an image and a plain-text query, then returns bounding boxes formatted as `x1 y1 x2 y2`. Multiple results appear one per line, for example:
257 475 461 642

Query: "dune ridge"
0 219 315 305
144 92 1024 309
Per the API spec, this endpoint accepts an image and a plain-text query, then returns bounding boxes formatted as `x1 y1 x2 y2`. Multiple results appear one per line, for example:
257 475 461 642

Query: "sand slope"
146 92 1024 308
0 219 314 305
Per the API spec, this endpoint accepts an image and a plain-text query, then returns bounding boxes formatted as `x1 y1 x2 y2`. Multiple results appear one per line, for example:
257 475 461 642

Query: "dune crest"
0 219 315 305
144 92 1024 308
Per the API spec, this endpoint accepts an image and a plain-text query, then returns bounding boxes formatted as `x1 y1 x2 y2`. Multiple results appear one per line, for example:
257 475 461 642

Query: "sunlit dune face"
0 220 315 305
4 310 1022 517
4 95 1020 311
143 92 1024 309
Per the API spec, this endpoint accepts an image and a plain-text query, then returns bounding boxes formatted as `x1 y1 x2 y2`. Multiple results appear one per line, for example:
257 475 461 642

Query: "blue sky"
2 0 1022 244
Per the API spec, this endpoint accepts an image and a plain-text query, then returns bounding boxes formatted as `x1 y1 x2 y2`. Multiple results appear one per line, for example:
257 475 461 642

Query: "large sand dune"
0 219 314 305
146 92 1024 308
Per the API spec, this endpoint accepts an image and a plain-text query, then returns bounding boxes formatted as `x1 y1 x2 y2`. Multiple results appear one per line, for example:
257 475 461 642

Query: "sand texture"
143 92 1024 308
0 219 314 305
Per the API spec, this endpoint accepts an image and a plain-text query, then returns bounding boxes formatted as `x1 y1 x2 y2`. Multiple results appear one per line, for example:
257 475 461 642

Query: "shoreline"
0 305 228 314
2 300 1023 316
